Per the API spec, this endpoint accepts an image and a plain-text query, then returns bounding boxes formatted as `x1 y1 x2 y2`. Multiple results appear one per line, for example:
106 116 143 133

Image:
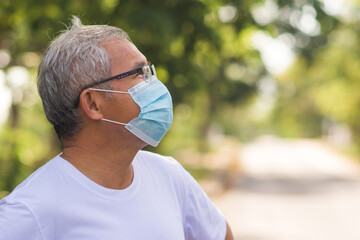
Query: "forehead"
102 38 147 73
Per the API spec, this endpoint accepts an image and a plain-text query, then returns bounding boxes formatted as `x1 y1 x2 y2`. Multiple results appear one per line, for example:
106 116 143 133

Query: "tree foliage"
1 0 359 194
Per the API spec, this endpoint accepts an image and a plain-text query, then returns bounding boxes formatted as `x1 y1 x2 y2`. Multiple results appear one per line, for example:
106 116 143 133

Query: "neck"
61 141 139 190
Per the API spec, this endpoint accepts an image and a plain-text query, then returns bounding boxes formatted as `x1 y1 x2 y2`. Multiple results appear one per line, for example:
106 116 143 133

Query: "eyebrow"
133 60 148 69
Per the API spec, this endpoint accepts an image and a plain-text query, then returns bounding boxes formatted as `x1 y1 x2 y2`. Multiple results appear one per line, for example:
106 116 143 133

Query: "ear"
79 89 104 120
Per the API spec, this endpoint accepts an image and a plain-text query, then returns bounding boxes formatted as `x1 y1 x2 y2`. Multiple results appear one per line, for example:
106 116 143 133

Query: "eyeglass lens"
143 65 157 81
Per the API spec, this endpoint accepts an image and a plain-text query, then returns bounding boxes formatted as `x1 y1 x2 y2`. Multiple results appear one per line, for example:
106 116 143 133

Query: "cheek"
128 99 140 118
121 97 140 122
113 77 144 92
102 95 140 123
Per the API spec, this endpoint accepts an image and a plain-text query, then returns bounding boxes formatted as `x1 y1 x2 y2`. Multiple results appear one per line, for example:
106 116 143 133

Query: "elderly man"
0 17 233 240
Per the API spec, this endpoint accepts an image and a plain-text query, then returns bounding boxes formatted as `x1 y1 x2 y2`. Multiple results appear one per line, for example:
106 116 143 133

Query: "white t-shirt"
0 150 226 240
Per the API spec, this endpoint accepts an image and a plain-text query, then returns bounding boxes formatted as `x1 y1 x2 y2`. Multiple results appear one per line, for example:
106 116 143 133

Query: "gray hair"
37 16 131 140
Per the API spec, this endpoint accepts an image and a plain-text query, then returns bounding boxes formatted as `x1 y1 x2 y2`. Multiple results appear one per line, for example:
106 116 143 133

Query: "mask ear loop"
88 88 131 126
101 118 128 126
88 88 130 94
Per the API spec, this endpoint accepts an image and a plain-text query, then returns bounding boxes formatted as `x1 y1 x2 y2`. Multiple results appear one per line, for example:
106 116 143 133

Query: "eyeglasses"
74 64 156 107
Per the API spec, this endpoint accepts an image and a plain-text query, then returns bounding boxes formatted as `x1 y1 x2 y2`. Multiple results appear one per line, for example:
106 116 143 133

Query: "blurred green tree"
266 1 360 154
0 0 355 194
272 22 360 151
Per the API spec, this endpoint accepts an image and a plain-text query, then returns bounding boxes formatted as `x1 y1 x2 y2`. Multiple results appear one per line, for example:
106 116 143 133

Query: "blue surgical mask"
89 76 173 147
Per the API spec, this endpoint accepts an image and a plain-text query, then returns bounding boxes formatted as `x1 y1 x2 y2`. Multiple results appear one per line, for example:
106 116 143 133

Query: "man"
0 17 233 240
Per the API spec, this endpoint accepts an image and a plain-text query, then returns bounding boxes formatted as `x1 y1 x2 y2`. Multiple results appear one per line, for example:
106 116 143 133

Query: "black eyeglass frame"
74 64 156 107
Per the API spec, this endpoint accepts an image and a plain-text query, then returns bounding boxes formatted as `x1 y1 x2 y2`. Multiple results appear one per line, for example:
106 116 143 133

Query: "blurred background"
1 0 360 239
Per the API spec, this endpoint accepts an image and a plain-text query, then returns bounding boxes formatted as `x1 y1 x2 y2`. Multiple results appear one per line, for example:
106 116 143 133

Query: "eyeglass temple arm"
73 67 143 107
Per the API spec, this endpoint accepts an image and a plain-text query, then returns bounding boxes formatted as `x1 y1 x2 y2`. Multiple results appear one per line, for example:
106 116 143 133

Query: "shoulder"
0 198 44 240
0 157 60 240
135 151 227 239
134 150 189 192
1 155 63 209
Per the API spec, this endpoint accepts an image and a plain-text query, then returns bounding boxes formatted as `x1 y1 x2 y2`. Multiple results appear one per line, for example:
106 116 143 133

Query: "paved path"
210 137 360 240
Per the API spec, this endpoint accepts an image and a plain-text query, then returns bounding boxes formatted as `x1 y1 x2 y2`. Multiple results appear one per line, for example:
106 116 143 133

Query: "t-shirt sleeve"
0 199 44 240
176 163 227 240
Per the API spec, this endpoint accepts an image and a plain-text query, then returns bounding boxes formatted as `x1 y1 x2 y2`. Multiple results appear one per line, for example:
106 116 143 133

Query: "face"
97 39 148 139
104 39 148 92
